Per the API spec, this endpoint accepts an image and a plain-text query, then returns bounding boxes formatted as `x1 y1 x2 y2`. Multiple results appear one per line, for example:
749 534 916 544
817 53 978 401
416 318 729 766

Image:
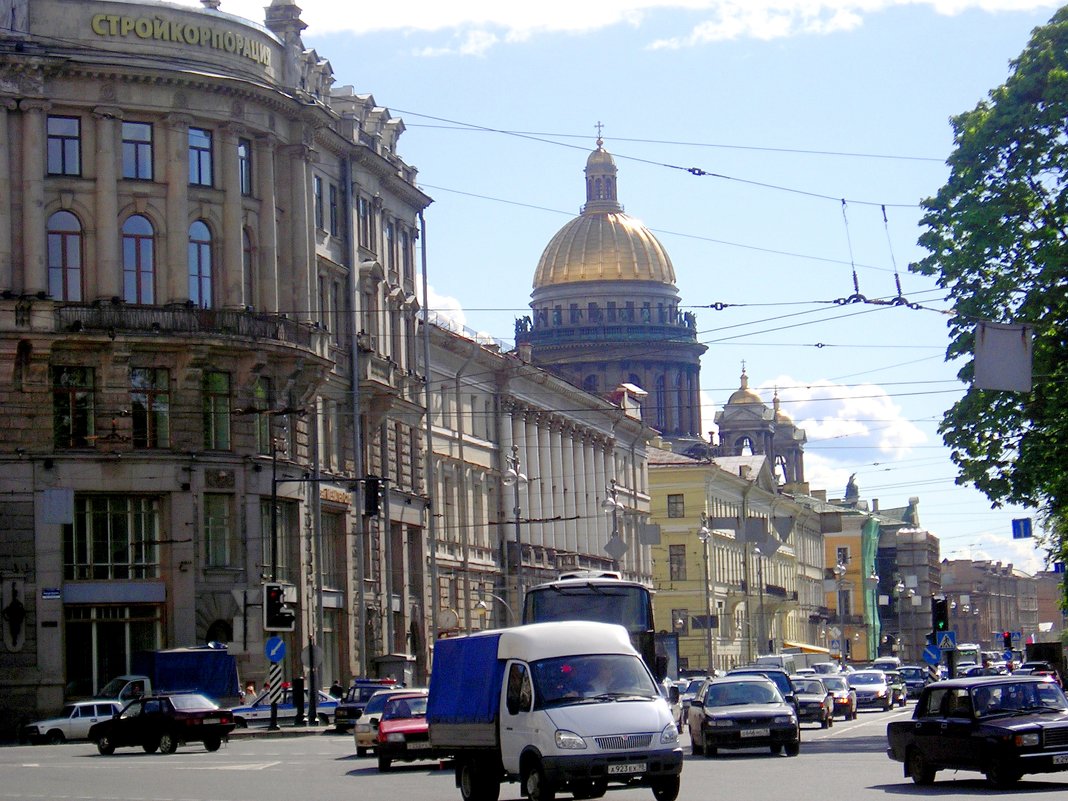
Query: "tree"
911 7 1068 569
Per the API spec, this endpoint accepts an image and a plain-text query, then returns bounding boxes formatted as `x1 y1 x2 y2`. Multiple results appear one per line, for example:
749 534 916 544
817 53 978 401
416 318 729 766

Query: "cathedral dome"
532 139 676 289
726 369 763 406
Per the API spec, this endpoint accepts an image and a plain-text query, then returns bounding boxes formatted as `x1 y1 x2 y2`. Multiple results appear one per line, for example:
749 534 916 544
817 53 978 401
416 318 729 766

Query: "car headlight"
1015 732 1040 747
773 716 795 725
875 689 886 697
660 724 678 744
355 723 370 734
555 729 586 750
386 732 405 743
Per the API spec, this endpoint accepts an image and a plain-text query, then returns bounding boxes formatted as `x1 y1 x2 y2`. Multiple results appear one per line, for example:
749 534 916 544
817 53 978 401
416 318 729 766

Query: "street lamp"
867 570 880 662
833 562 847 664
501 445 527 606
602 478 626 566
697 513 715 673
476 592 515 626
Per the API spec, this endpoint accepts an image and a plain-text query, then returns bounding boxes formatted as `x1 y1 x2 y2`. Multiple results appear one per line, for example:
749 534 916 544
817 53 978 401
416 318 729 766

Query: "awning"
783 641 830 655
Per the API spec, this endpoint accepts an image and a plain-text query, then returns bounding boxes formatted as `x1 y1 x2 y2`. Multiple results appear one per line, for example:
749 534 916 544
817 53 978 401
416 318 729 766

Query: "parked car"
678 677 711 732
883 670 908 707
19 700 121 745
354 687 413 756
790 676 834 728
811 661 841 675
887 675 1068 787
333 678 399 731
229 686 338 727
1015 660 1064 687
376 690 433 772
847 669 894 711
820 674 857 720
686 675 800 757
89 693 234 755
898 665 929 698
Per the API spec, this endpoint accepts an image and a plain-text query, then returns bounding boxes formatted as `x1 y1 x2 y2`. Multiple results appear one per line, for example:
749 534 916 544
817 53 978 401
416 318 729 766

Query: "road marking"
174 761 281 771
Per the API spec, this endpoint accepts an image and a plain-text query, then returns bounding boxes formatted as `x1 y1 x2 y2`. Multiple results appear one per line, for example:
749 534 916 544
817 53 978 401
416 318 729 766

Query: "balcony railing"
55 303 314 348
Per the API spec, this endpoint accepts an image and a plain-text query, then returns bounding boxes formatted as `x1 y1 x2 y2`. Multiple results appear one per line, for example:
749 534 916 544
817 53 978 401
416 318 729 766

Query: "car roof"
383 689 428 700
710 674 776 686
930 674 1057 689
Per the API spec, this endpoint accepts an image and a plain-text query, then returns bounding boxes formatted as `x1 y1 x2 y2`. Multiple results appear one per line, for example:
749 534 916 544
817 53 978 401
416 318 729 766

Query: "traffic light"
364 476 382 517
932 596 949 633
263 582 296 631
1003 631 1012 649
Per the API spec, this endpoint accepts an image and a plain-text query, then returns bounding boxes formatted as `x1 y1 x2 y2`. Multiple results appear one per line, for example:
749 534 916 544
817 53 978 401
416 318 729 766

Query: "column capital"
166 112 194 129
92 106 124 122
18 98 49 114
0 96 17 112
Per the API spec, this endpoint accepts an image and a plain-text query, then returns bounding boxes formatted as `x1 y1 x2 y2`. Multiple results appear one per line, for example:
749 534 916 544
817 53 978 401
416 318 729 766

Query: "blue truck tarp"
131 647 240 702
428 632 504 726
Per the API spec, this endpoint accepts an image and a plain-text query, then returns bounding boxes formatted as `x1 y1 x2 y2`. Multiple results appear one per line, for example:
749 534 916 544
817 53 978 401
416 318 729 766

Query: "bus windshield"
523 583 652 632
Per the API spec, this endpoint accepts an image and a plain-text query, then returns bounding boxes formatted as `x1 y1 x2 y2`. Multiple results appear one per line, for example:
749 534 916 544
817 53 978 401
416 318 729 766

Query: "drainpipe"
419 210 439 644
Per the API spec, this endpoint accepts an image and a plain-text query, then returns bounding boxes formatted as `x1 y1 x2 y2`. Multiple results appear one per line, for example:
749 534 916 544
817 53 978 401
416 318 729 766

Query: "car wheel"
459 757 501 801
46 730 66 745
356 746 367 757
158 732 179 755
907 748 936 785
523 760 555 801
770 744 782 755
650 775 680 801
96 736 115 756
203 737 222 752
142 740 159 754
985 762 1021 789
706 746 717 756
784 741 800 757
378 755 392 772
234 717 248 729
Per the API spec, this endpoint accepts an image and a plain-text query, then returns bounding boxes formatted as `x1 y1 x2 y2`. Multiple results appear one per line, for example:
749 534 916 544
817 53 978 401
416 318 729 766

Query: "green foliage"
911 8 1068 557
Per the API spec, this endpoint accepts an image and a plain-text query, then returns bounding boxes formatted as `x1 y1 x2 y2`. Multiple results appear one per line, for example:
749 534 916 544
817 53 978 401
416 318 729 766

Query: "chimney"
812 489 827 502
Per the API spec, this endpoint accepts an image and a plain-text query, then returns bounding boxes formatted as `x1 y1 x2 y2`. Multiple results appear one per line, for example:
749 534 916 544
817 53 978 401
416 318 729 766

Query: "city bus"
521 571 665 679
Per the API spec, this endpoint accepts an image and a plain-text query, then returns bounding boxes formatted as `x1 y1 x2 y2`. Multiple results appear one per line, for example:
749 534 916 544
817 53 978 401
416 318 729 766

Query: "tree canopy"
911 7 1068 566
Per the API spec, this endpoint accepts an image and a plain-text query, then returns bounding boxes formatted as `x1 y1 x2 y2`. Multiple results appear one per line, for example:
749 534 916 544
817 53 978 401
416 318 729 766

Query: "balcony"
55 303 315 348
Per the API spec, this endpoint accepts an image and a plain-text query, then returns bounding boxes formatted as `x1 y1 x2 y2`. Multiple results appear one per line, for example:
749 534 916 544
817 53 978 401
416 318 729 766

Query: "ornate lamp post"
501 445 528 606
602 478 626 567
867 570 880 662
697 513 715 672
833 562 847 663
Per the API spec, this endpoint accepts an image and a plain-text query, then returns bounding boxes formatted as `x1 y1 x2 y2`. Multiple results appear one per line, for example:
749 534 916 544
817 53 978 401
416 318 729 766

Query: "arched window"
188 220 213 308
242 227 255 309
122 215 155 304
47 211 83 301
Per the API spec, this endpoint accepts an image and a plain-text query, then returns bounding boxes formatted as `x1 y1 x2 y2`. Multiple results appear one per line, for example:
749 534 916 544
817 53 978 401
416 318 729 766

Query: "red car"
376 690 434 771
89 693 235 755
1015 661 1063 687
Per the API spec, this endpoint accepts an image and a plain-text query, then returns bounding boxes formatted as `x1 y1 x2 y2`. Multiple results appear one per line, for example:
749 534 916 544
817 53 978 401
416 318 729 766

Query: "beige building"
941 559 1038 654
0 0 431 731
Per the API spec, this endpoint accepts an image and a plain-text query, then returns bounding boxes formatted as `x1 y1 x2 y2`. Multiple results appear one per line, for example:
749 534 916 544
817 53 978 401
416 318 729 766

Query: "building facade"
0 0 430 731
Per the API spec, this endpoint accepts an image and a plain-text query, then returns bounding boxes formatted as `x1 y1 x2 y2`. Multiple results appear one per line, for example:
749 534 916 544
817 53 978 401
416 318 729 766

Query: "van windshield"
532 654 658 708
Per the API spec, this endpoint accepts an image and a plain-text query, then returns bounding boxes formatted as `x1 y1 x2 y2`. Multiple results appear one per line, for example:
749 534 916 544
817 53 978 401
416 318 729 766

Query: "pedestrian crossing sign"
938 631 957 651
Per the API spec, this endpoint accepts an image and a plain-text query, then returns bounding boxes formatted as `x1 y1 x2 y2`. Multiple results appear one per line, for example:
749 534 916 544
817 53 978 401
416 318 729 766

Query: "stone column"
165 114 192 304
93 107 121 300
20 100 48 293
561 426 577 553
220 124 244 308
548 419 564 547
256 135 278 313
280 142 312 321
0 99 16 290
524 413 542 549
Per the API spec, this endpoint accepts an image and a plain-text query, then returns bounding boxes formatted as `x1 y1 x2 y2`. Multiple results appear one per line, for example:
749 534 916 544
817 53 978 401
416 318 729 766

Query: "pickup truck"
428 621 683 801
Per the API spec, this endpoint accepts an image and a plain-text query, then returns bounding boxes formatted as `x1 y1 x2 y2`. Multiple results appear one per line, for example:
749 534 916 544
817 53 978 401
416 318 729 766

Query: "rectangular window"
261 498 295 581
671 608 689 637
313 175 324 230
130 367 170 449
607 302 617 322
253 376 271 456
321 511 342 589
836 546 849 566
203 371 231 449
329 183 339 236
237 138 252 196
63 495 160 580
121 122 153 180
188 127 213 186
569 303 579 323
204 494 235 567
401 230 413 284
667 494 685 518
47 116 81 176
53 366 94 448
669 544 687 581
385 222 396 277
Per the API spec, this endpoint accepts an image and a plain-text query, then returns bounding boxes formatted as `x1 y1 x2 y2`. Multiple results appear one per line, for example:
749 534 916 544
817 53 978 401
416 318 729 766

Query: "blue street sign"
1055 562 1065 574
937 631 957 651
1003 650 1014 662
830 638 841 654
264 635 286 663
923 644 941 665
1012 518 1033 539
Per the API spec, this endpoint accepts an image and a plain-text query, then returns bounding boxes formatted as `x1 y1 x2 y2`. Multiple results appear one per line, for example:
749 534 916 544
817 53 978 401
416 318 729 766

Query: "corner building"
0 0 431 730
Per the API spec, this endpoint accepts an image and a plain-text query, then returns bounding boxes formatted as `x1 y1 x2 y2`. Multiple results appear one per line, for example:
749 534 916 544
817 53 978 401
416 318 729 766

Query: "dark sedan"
887 675 1068 787
89 693 235 755
790 676 833 728
686 675 800 757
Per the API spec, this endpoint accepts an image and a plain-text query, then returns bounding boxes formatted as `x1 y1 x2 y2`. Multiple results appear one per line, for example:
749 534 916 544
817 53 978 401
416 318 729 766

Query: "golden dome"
727 369 763 406
532 139 676 289
773 390 794 423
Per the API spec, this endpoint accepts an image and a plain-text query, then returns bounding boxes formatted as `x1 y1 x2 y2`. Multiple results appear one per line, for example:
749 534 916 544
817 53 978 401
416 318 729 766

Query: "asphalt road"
1 705 1066 801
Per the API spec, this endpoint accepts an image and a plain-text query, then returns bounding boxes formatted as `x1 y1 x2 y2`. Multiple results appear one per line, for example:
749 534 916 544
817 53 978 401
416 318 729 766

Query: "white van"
871 656 902 672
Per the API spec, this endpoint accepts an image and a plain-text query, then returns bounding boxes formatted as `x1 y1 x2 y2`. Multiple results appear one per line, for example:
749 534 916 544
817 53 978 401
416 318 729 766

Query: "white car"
19 700 122 744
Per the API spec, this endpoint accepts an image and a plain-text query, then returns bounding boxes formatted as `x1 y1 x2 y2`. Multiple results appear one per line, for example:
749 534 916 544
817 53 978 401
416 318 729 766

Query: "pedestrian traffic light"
932 596 949 633
364 475 382 517
1003 631 1012 649
263 582 296 631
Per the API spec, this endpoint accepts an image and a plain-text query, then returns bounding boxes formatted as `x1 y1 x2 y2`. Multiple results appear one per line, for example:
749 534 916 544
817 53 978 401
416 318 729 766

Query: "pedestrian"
329 679 344 699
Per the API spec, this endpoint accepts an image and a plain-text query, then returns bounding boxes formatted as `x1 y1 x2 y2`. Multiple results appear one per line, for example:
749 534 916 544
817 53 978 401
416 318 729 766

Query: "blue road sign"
830 638 841 654
923 644 941 666
1012 518 1033 539
1003 650 1014 662
937 631 957 651
264 635 286 663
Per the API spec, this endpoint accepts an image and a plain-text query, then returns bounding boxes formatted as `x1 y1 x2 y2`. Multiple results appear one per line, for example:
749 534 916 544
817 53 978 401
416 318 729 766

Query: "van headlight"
660 724 679 744
1015 732 1040 747
555 730 586 750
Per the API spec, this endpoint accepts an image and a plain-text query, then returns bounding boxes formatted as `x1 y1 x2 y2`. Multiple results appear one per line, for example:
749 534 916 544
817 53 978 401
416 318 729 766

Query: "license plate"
407 741 431 750
740 728 770 738
1053 754 1068 765
607 763 645 775
202 717 220 724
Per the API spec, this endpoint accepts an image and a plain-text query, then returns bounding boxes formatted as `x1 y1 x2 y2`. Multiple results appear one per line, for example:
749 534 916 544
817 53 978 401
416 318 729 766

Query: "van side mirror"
668 686 680 703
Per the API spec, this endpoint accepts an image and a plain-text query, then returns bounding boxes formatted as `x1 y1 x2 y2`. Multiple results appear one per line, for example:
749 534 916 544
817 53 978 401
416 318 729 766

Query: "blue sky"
180 0 1063 574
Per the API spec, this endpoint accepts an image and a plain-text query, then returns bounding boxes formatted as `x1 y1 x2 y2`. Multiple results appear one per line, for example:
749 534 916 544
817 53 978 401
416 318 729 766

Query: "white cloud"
176 1 1062 51
421 284 468 331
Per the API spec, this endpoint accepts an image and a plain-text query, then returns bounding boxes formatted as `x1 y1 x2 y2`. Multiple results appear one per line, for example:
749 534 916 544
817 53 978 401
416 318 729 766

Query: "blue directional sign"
1012 518 1033 539
830 638 841 654
922 644 941 666
264 635 286 663
937 631 957 651
1003 650 1014 662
